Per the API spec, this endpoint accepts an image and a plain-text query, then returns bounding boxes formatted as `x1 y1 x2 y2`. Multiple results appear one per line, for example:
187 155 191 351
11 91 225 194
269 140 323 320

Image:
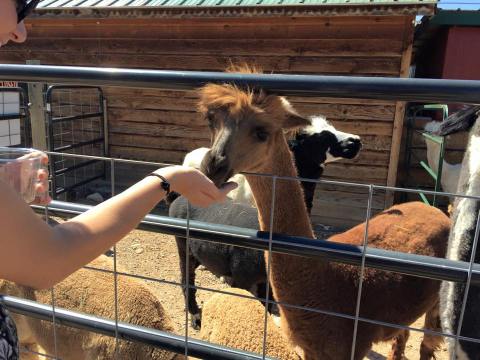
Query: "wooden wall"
0 14 415 229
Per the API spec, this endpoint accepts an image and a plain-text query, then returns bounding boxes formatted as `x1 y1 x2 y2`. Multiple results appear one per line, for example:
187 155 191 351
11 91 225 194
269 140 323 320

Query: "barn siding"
1 15 414 229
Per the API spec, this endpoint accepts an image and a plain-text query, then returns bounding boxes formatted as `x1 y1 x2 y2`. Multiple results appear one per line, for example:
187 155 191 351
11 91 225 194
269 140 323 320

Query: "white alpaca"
424 120 462 194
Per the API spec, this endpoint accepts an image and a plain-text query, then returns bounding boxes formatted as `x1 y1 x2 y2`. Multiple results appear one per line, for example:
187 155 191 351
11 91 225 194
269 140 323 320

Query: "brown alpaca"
0 255 176 360
197 65 449 360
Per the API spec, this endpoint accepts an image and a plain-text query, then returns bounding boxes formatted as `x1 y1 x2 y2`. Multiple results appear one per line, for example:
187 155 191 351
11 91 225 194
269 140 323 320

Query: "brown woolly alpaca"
200 288 300 360
0 255 176 360
197 64 449 360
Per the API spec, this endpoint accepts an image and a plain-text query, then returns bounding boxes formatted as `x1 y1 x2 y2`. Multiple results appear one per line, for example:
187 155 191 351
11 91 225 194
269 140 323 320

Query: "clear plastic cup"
0 147 47 203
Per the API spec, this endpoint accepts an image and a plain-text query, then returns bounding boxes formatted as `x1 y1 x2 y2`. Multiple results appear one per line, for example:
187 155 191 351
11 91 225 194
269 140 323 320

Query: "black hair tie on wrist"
146 173 171 195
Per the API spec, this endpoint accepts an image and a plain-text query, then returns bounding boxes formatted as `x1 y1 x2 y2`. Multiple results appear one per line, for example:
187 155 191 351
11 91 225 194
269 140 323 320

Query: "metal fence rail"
31 198 480 285
0 295 267 360
1 65 480 360
1 64 480 103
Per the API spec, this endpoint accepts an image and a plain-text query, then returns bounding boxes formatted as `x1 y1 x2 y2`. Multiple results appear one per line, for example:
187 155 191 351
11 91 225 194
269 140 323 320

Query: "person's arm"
0 165 236 289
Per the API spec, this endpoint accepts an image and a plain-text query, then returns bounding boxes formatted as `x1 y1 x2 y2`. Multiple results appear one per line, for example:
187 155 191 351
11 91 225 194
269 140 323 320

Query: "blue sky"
436 0 479 10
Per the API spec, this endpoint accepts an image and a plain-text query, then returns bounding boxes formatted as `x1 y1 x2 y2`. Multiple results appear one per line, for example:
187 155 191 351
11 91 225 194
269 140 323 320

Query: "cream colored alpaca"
0 255 176 360
200 288 300 360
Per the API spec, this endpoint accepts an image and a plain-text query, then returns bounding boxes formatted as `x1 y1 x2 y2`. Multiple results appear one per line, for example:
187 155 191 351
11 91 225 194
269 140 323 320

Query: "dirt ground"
23 225 449 359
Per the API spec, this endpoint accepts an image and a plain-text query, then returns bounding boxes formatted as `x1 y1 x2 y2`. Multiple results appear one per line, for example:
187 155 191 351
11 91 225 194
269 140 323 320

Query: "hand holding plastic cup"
0 147 51 204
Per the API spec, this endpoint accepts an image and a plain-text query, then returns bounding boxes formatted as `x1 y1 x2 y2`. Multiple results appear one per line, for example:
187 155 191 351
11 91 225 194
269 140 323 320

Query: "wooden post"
385 17 415 208
27 60 48 151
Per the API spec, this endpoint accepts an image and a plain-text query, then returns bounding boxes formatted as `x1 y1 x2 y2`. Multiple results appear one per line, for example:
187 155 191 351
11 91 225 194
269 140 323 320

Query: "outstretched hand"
154 166 237 208
2 151 51 205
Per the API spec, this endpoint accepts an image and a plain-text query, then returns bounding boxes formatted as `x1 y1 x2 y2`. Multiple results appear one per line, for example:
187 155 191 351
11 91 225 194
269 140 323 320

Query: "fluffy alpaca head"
197 63 310 186
292 116 362 167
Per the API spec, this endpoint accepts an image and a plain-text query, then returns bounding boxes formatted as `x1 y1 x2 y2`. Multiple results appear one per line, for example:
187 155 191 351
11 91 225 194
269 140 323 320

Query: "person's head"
0 0 39 47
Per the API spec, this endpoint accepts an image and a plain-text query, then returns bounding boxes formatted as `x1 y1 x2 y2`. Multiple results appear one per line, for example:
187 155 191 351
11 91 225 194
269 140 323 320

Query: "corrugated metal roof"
36 0 437 8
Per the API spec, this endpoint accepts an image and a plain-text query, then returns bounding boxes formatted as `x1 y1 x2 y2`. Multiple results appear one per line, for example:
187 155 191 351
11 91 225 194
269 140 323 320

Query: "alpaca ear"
284 113 311 130
280 97 311 130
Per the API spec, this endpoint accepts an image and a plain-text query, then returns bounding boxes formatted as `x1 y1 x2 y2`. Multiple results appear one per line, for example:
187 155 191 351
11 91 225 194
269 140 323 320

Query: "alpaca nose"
343 137 362 151
200 151 232 186
347 137 362 147
334 137 362 159
211 154 230 176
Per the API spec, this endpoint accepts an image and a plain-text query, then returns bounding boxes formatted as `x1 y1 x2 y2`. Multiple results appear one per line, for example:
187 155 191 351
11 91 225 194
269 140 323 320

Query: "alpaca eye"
255 128 269 142
206 110 215 128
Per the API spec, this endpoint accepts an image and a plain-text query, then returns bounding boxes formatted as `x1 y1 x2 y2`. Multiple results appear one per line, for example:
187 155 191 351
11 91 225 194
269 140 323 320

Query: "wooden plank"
0 52 402 75
109 133 209 152
109 133 387 165
103 88 396 106
385 101 407 205
288 96 395 106
328 120 393 136
106 96 396 122
385 17 414 207
25 25 405 41
108 109 203 126
106 126 389 162
27 60 48 151
109 145 184 164
108 121 210 140
27 17 406 40
293 103 396 122
28 16 406 27
350 135 391 152
10 38 404 58
107 96 196 112
322 164 388 183
313 189 385 209
331 151 390 166
107 111 393 137
54 93 396 124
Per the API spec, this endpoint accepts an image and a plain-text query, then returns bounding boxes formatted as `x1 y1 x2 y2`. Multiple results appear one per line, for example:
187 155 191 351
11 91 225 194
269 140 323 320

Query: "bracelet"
146 172 171 195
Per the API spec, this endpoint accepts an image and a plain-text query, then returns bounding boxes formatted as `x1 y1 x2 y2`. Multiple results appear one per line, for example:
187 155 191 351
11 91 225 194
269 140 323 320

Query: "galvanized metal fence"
45 85 107 201
1 64 480 360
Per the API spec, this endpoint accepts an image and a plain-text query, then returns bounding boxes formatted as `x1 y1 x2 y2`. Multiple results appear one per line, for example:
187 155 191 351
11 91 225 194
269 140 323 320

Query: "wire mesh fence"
0 65 480 360
45 85 107 201
3 151 475 360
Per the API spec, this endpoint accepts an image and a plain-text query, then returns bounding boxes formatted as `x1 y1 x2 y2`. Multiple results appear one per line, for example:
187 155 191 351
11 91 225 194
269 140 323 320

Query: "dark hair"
16 0 41 23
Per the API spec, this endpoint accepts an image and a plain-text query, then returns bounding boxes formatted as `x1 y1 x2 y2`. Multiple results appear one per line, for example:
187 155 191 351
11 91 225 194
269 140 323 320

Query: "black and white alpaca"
436 106 480 359
168 116 362 329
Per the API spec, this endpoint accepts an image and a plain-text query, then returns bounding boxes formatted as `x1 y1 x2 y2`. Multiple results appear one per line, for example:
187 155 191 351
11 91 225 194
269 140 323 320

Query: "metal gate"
45 85 107 200
402 104 449 207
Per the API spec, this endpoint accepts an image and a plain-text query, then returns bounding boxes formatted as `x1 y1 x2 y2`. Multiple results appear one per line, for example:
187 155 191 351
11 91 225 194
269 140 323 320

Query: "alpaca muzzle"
200 151 233 187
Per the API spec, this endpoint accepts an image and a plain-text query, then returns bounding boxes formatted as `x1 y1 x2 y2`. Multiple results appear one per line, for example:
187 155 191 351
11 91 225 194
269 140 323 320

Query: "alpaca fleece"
200 288 300 360
0 255 176 360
